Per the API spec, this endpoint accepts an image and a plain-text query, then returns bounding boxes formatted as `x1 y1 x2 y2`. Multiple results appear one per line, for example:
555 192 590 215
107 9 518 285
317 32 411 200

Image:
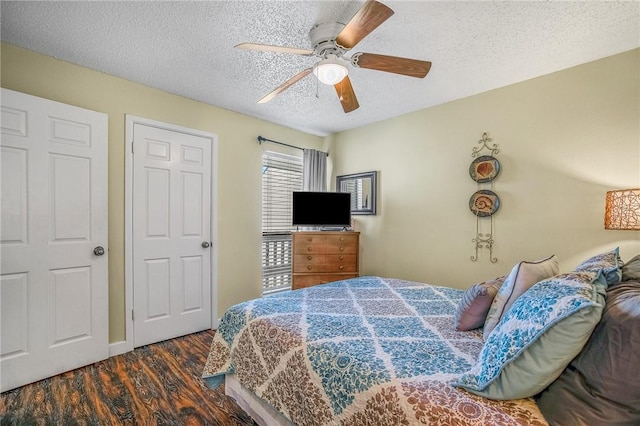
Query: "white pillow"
483 255 559 340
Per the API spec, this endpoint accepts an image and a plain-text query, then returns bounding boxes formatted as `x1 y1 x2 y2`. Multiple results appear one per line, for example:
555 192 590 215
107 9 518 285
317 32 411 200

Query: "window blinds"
261 151 303 293
262 151 303 233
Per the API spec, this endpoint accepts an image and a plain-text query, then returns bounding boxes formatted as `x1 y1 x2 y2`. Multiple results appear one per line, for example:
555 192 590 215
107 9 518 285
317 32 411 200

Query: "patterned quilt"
203 276 548 425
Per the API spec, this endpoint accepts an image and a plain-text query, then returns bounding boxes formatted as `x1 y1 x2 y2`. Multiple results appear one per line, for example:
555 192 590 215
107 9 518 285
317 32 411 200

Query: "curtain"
302 149 328 192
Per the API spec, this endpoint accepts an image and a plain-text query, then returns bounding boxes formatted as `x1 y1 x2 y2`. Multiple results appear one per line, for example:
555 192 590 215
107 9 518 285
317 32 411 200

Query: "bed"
202 276 547 425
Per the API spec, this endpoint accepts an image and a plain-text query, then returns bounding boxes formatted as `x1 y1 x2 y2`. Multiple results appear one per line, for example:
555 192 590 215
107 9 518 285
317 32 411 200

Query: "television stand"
320 226 350 232
294 226 351 232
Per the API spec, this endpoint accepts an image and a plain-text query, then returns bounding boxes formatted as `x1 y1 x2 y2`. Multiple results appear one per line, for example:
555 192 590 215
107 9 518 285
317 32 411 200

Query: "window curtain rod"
257 136 328 156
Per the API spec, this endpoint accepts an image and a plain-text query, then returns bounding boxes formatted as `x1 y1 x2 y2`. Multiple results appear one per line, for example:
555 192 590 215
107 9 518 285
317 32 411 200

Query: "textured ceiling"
1 1 639 136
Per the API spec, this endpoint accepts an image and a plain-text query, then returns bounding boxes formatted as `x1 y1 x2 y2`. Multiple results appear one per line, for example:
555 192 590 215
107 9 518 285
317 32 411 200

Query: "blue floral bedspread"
203 276 547 425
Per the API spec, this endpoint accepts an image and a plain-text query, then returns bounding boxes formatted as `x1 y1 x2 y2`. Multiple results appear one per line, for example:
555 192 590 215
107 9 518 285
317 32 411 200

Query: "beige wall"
3 42 639 343
1 43 324 343
329 49 640 288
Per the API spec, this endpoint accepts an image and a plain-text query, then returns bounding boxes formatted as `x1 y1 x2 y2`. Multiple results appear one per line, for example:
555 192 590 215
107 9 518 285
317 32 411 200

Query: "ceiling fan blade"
334 75 359 113
257 68 313 104
352 52 432 78
335 0 394 50
235 43 314 56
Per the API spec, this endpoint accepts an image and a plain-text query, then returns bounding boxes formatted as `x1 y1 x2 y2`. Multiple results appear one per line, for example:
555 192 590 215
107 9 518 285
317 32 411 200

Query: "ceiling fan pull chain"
315 72 320 98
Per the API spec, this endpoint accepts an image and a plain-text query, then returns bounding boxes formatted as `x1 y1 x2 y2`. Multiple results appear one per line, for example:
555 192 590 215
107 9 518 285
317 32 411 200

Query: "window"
261 151 303 293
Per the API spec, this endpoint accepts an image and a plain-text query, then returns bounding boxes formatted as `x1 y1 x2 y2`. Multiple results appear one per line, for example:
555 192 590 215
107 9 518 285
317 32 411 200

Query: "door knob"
202 241 211 248
93 246 105 256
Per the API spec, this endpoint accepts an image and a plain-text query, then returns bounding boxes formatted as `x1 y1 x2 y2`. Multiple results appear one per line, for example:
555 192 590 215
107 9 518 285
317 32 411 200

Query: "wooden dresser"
292 231 360 289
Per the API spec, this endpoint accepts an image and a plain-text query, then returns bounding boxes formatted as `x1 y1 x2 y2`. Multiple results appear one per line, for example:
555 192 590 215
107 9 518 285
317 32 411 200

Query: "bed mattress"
203 276 547 425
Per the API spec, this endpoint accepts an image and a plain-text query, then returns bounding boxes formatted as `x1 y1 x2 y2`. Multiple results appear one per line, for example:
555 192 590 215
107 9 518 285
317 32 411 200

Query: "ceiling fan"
235 0 432 113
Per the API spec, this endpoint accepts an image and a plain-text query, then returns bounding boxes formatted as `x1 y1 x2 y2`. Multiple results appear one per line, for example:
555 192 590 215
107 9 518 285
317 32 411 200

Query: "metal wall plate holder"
470 132 500 263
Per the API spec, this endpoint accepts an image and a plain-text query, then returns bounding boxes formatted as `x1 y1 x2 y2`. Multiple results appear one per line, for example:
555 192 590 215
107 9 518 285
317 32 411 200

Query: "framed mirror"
336 171 377 215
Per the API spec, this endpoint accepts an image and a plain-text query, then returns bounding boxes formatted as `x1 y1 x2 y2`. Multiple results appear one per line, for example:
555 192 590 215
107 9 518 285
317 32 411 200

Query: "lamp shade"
604 188 640 230
313 55 348 85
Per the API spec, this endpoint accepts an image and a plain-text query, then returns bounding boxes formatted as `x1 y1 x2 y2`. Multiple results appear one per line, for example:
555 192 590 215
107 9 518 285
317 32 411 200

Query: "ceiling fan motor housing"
309 22 346 58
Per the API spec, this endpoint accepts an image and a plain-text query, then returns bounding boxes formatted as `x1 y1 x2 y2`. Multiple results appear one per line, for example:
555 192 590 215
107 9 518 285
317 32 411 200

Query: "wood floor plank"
0 330 257 426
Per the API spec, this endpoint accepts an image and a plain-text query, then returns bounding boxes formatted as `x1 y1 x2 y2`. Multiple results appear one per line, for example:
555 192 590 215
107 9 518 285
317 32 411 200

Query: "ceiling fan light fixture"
314 55 349 85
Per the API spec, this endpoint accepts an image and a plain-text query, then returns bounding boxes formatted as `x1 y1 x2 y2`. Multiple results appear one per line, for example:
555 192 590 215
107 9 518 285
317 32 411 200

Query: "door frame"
113 115 218 356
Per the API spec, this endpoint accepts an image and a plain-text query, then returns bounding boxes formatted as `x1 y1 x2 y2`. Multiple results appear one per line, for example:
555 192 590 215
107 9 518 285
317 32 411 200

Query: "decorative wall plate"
469 190 500 217
469 155 500 183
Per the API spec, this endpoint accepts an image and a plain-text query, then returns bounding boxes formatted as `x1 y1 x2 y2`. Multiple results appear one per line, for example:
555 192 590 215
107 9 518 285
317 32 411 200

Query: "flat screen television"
292 191 351 227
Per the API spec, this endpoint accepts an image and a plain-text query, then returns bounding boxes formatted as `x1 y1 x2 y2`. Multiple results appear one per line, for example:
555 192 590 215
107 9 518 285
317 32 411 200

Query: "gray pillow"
621 254 640 281
483 255 559 340
537 281 640 426
453 275 505 331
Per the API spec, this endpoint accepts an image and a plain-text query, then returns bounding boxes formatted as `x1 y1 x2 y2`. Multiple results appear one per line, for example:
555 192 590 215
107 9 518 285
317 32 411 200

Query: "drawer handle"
307 265 312 270
308 247 312 251
339 237 344 242
307 237 313 242
339 265 344 270
339 246 344 251
307 255 312 260
339 255 344 260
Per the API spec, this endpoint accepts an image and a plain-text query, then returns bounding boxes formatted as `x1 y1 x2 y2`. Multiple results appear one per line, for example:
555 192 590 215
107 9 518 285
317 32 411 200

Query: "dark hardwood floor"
0 330 257 425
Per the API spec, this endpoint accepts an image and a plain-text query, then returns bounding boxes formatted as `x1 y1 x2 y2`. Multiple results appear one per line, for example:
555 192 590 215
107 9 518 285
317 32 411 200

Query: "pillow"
454 271 606 400
537 281 640 425
575 247 623 285
483 255 559 340
453 275 506 331
621 254 640 281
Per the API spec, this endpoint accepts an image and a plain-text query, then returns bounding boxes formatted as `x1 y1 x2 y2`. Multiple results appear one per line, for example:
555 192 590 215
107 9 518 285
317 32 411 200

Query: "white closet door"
0 88 109 392
132 123 212 347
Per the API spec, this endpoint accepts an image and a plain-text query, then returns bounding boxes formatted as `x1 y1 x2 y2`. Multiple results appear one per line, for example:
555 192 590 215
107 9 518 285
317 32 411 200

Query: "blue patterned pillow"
575 247 622 285
454 271 606 400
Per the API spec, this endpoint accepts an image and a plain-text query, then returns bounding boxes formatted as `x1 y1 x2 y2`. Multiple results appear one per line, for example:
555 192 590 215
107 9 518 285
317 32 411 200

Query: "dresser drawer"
293 254 325 273
293 234 327 254
325 254 357 272
326 234 358 254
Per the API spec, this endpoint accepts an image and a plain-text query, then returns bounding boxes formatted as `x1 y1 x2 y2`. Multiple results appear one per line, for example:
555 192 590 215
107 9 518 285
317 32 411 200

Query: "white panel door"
0 88 109 392
132 123 212 347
